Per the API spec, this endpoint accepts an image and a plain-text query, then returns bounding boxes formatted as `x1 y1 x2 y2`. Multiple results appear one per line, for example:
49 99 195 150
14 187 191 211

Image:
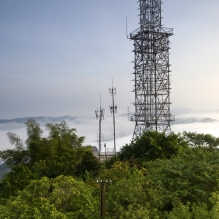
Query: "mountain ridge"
0 116 78 124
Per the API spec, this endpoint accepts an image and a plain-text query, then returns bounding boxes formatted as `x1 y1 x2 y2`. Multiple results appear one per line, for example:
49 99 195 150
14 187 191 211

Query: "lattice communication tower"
109 83 117 155
95 99 105 162
129 0 175 139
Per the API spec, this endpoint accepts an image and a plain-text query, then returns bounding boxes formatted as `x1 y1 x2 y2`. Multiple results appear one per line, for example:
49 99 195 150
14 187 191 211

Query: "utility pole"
109 81 117 155
95 96 105 162
96 180 112 218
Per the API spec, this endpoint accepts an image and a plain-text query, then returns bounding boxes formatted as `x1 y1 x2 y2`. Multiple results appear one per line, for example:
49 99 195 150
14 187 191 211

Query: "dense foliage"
1 121 219 218
0 120 100 200
119 131 188 161
0 175 99 219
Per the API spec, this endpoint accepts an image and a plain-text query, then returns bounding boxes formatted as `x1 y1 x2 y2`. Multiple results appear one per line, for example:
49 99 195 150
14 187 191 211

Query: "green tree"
0 119 101 202
30 120 85 178
98 162 165 218
182 131 219 148
75 149 100 180
106 175 164 218
144 146 219 211
0 120 90 178
118 131 188 163
0 132 29 167
101 132 219 217
0 164 37 201
0 175 99 219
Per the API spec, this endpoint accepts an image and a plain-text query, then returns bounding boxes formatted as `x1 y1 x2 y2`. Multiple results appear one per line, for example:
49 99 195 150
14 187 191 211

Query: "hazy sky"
1 0 219 119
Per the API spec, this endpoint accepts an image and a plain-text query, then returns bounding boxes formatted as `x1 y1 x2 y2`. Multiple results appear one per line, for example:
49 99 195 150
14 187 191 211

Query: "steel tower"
109 82 117 155
130 0 175 139
95 97 105 162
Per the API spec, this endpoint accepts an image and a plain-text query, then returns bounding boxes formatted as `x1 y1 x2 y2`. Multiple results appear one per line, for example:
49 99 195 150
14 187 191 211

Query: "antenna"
126 17 129 39
95 94 105 162
109 78 117 155
100 92 101 107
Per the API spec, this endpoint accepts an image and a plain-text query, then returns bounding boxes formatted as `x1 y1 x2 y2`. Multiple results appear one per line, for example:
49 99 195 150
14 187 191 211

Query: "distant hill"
0 116 78 124
174 117 218 125
1 112 218 126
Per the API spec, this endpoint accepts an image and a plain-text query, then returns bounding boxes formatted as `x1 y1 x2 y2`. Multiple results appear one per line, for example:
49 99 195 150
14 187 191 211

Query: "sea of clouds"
0 109 218 152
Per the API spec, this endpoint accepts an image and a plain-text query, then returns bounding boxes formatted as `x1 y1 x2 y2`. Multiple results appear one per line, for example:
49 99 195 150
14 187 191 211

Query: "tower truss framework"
130 0 175 139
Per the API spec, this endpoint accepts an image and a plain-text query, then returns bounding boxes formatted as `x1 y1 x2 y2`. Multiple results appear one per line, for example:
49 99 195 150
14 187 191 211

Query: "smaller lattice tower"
129 0 175 139
95 97 105 162
109 81 117 155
